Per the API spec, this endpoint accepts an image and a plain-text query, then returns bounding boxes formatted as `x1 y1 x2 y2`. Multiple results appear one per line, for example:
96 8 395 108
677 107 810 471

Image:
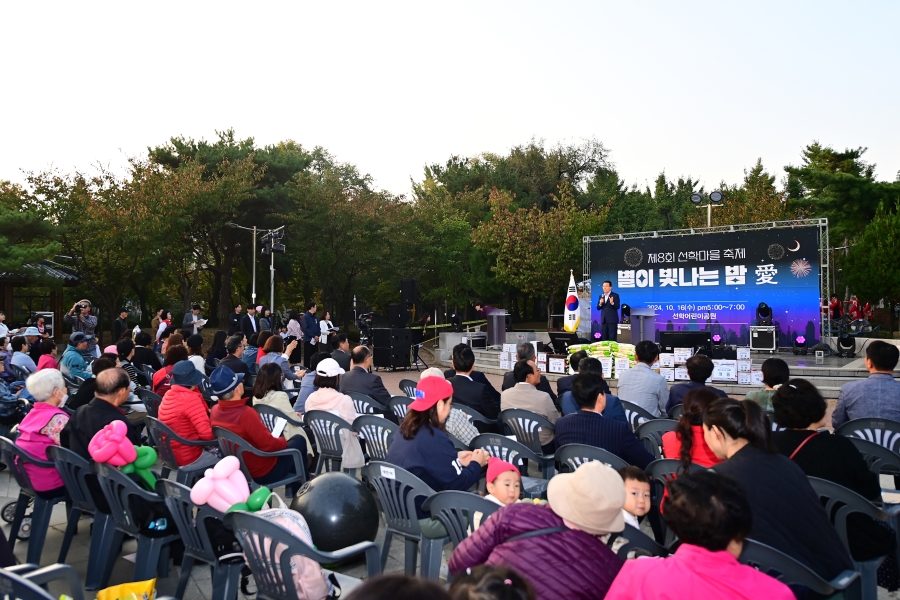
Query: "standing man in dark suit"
339 346 391 407
448 344 500 421
330 333 352 371
240 305 259 339
300 301 319 369
596 280 620 342
228 303 243 336
501 343 558 406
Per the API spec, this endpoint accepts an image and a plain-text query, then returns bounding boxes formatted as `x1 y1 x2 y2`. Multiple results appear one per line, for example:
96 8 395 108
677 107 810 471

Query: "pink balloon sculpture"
88 420 138 466
190 456 250 513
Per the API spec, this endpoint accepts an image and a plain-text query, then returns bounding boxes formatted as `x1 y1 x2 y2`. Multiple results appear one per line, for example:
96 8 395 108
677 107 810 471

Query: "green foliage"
0 182 60 274
843 201 900 334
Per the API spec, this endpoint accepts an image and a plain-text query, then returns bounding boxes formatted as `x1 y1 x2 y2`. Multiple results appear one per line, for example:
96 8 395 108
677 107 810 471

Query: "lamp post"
225 223 258 305
690 190 724 227
260 226 286 312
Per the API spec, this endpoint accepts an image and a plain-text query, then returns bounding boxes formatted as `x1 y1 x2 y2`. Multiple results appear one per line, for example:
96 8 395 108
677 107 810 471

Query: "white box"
548 357 566 374
599 357 613 379
615 358 631 373
503 344 517 354
750 370 764 385
499 360 511 370
660 368 675 382
737 347 751 360
675 367 689 380
537 362 547 373
738 372 752 385
737 361 752 372
659 353 675 368
537 352 548 363
712 360 737 381
673 348 692 364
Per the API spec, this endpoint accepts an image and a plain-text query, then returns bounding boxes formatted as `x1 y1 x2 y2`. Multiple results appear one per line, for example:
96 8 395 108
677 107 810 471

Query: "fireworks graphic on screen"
768 244 785 260
790 259 811 278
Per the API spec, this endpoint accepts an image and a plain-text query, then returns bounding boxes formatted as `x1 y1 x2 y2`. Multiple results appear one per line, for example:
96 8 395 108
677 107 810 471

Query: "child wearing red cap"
485 457 521 506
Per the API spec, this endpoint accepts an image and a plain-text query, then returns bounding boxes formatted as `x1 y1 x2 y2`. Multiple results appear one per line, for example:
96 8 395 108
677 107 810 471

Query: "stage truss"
583 218 831 339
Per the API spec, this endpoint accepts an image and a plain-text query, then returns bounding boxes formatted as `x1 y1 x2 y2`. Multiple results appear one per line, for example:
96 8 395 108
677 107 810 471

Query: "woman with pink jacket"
605 470 794 600
18 370 70 497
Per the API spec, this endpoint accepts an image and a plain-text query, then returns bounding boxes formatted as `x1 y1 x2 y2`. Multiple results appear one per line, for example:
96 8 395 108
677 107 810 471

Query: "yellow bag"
95 578 156 600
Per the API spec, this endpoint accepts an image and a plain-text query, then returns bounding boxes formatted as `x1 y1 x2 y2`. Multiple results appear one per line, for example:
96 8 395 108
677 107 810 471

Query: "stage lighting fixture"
621 303 631 324
690 193 703 205
756 302 773 326
709 190 724 203
837 333 856 358
712 333 723 344
792 334 808 355
450 312 463 333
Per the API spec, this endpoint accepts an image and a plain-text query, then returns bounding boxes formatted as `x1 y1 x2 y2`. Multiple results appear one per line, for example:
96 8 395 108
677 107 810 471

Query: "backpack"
243 493 339 600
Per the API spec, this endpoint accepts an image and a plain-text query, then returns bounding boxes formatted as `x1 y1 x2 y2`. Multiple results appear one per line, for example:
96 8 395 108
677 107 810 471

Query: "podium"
620 309 657 344
487 312 508 347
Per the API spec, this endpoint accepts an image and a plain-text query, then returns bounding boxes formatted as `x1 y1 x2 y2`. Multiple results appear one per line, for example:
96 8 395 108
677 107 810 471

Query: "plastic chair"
136 387 163 417
91 461 179 586
555 443 628 473
352 415 397 462
739 538 860 597
61 373 81 395
604 523 670 559
213 427 306 495
667 404 684 419
453 403 498 431
10 364 32 382
645 458 705 546
225 510 382 599
254 404 305 432
362 461 448 579
0 563 85 600
158 479 244 600
808 476 900 600
303 410 354 474
145 416 218 484
422 490 502 547
398 379 418 398
498 409 557 477
347 391 387 415
0 437 67 565
836 418 900 453
388 395 412 421
635 419 677 460
848 436 900 477
621 400 657 430
470 434 551 497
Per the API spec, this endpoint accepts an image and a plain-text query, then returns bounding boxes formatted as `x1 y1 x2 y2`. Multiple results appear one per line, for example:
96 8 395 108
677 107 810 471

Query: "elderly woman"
258 335 301 383
449 462 624 600
605 471 794 599
304 358 364 470
19 370 70 498
386 377 489 538
252 362 313 455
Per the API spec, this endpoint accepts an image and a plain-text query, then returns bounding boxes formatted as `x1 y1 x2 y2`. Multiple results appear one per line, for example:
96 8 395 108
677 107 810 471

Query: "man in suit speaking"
596 280 620 342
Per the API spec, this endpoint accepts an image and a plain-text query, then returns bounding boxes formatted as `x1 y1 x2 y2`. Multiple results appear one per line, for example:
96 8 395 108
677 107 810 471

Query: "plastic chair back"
0 436 48 496
0 567 75 600
635 419 677 459
254 404 304 431
836 418 900 453
388 396 412 421
667 404 684 419
398 379 417 399
763 410 786 432
847 436 900 476
740 538 860 596
499 408 555 455
347 391 386 415
469 434 540 475
621 400 656 430
212 427 259 482
362 461 435 537
605 523 669 559
453 403 497 428
645 458 705 545
10 364 32 382
555 443 628 473
92 462 159 537
304 410 352 468
422 490 502 547
157 479 222 564
46 445 96 513
136 388 163 417
807 476 900 553
352 415 397 462
145 416 186 473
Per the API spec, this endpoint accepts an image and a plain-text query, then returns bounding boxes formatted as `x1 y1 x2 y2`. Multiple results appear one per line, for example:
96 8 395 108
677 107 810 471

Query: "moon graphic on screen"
788 240 800 252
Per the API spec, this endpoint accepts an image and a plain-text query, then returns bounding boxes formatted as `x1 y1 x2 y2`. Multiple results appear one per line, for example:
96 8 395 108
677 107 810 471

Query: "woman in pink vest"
19 370 69 496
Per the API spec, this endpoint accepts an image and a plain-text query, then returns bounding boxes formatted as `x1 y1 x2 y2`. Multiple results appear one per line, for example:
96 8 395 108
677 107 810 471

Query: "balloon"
88 421 137 466
246 487 271 512
190 456 250 513
225 502 250 514
290 472 379 552
120 446 158 490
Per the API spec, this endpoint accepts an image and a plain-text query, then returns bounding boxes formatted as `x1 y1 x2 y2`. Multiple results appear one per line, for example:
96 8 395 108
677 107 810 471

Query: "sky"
1 1 898 198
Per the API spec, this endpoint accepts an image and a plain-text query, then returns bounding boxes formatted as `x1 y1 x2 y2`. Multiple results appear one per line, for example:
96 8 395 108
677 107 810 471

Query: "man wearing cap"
240 305 259 340
158 361 217 470
210 365 308 490
23 327 43 366
64 299 98 357
340 346 392 408
113 308 130 342
182 304 205 336
60 332 93 380
555 371 654 469
386 376 489 538
449 461 626 599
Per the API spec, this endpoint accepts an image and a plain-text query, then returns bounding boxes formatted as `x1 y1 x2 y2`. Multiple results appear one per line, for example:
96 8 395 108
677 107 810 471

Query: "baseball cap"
409 377 453 411
69 332 94 345
315 358 345 377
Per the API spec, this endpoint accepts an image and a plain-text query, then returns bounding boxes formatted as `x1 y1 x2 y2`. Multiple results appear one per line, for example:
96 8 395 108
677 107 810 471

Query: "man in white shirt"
616 340 670 417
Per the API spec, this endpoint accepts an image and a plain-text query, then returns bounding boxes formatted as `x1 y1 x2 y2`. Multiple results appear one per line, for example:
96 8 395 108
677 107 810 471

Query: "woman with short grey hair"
19 370 70 497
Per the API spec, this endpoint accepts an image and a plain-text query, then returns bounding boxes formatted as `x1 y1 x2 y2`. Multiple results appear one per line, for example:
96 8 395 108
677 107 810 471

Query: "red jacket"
152 364 176 398
210 400 286 478
662 426 723 468
449 502 622 600
158 385 213 465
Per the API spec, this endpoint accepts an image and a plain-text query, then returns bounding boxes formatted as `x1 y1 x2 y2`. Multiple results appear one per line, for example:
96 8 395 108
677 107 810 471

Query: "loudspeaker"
401 278 418 304
391 329 412 346
373 328 393 348
373 346 411 368
388 303 407 328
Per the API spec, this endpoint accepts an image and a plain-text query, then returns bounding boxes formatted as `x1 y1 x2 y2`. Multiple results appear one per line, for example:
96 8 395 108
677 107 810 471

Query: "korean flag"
563 270 580 333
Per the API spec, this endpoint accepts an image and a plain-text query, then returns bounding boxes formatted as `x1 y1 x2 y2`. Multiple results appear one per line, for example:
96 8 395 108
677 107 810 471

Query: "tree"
472 183 607 328
0 181 60 272
843 201 900 335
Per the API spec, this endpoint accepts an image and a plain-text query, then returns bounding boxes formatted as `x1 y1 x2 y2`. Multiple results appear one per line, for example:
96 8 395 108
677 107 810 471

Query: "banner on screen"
590 226 821 346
